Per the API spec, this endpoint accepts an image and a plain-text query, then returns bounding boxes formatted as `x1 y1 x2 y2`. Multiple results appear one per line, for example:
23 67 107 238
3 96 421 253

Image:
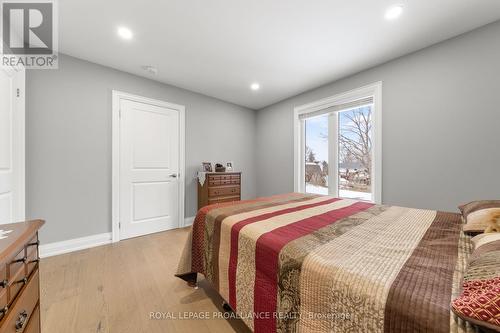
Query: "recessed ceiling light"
117 26 133 40
250 83 260 91
385 5 403 20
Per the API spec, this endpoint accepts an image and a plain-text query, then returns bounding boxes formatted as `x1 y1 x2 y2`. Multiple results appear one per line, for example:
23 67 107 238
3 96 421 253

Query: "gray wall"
27 21 500 244
256 21 500 212
26 54 257 244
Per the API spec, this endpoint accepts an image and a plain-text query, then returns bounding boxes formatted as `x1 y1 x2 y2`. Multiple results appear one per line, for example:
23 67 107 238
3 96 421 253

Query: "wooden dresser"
0 220 44 333
198 172 241 209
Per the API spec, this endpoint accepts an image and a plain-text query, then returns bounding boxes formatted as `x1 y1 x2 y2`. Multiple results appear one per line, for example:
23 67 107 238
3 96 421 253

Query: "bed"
176 193 478 333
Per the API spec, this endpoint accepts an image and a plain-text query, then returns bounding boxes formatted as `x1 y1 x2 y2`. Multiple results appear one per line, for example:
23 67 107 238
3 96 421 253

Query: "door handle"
169 174 178 178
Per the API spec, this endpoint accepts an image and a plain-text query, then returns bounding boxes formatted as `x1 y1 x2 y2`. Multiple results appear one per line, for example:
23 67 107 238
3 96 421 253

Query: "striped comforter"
176 193 476 333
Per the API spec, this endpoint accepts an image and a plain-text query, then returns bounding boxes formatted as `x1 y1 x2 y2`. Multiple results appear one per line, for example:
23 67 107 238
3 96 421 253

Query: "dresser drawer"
207 175 221 181
25 247 38 278
0 266 7 308
1 269 39 333
208 179 221 186
7 276 26 305
7 250 26 304
8 250 25 281
208 196 240 204
0 290 7 321
25 235 39 252
209 179 234 186
23 304 39 333
208 186 240 197
0 266 6 288
219 175 232 181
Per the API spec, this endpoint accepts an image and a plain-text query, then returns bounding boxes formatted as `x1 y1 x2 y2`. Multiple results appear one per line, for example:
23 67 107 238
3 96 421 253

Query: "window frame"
293 82 382 204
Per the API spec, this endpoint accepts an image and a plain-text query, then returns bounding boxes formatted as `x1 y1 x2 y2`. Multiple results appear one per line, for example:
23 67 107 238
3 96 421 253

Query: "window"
294 83 382 203
304 114 329 195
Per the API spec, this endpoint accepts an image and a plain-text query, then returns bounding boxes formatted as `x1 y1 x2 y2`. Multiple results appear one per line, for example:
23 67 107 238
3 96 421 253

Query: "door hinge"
16 88 20 97
118 222 121 229
119 109 122 118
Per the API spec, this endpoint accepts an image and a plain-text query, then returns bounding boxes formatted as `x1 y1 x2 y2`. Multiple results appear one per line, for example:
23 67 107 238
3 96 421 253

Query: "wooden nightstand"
198 172 241 209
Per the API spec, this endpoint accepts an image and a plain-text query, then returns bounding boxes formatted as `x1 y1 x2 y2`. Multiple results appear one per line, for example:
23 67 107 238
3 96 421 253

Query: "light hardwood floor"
39 227 251 333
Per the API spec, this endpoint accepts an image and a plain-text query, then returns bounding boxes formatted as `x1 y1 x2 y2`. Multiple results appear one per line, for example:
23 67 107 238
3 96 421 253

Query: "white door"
119 99 180 240
0 67 25 225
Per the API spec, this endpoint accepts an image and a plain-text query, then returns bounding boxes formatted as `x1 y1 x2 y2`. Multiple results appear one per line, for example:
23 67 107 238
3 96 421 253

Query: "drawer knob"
15 310 28 331
0 305 8 315
0 279 8 288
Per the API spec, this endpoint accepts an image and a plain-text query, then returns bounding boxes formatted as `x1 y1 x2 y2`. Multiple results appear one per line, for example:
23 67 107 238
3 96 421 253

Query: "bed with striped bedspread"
176 193 477 333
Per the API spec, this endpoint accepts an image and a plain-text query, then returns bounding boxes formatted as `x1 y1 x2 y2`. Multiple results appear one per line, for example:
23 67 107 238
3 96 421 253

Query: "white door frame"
111 90 185 242
0 65 25 223
293 82 382 204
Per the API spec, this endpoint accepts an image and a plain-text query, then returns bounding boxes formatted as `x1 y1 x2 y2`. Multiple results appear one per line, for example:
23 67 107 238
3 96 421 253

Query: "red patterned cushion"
452 277 500 330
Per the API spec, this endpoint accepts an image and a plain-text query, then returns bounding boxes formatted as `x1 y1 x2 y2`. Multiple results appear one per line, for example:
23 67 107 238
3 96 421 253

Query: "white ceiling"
59 0 500 109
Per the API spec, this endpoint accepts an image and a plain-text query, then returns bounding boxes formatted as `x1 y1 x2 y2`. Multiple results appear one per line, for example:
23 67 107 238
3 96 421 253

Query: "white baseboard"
40 220 194 258
39 232 112 258
184 216 195 227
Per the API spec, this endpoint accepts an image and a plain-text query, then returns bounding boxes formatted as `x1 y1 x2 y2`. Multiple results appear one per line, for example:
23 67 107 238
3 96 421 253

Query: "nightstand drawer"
209 186 240 197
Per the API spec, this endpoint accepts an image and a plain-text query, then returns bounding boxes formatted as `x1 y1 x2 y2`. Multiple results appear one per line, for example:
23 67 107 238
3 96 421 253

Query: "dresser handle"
27 240 40 247
15 277 28 285
15 310 28 331
12 257 27 264
0 279 8 288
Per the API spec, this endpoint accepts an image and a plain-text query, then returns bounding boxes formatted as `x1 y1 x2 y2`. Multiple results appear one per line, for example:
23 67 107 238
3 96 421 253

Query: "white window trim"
293 82 383 204
111 90 186 243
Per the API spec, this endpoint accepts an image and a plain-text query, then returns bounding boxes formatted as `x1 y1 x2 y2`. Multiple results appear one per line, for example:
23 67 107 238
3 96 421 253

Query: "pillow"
471 233 500 250
452 278 500 331
459 200 500 234
451 236 500 331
